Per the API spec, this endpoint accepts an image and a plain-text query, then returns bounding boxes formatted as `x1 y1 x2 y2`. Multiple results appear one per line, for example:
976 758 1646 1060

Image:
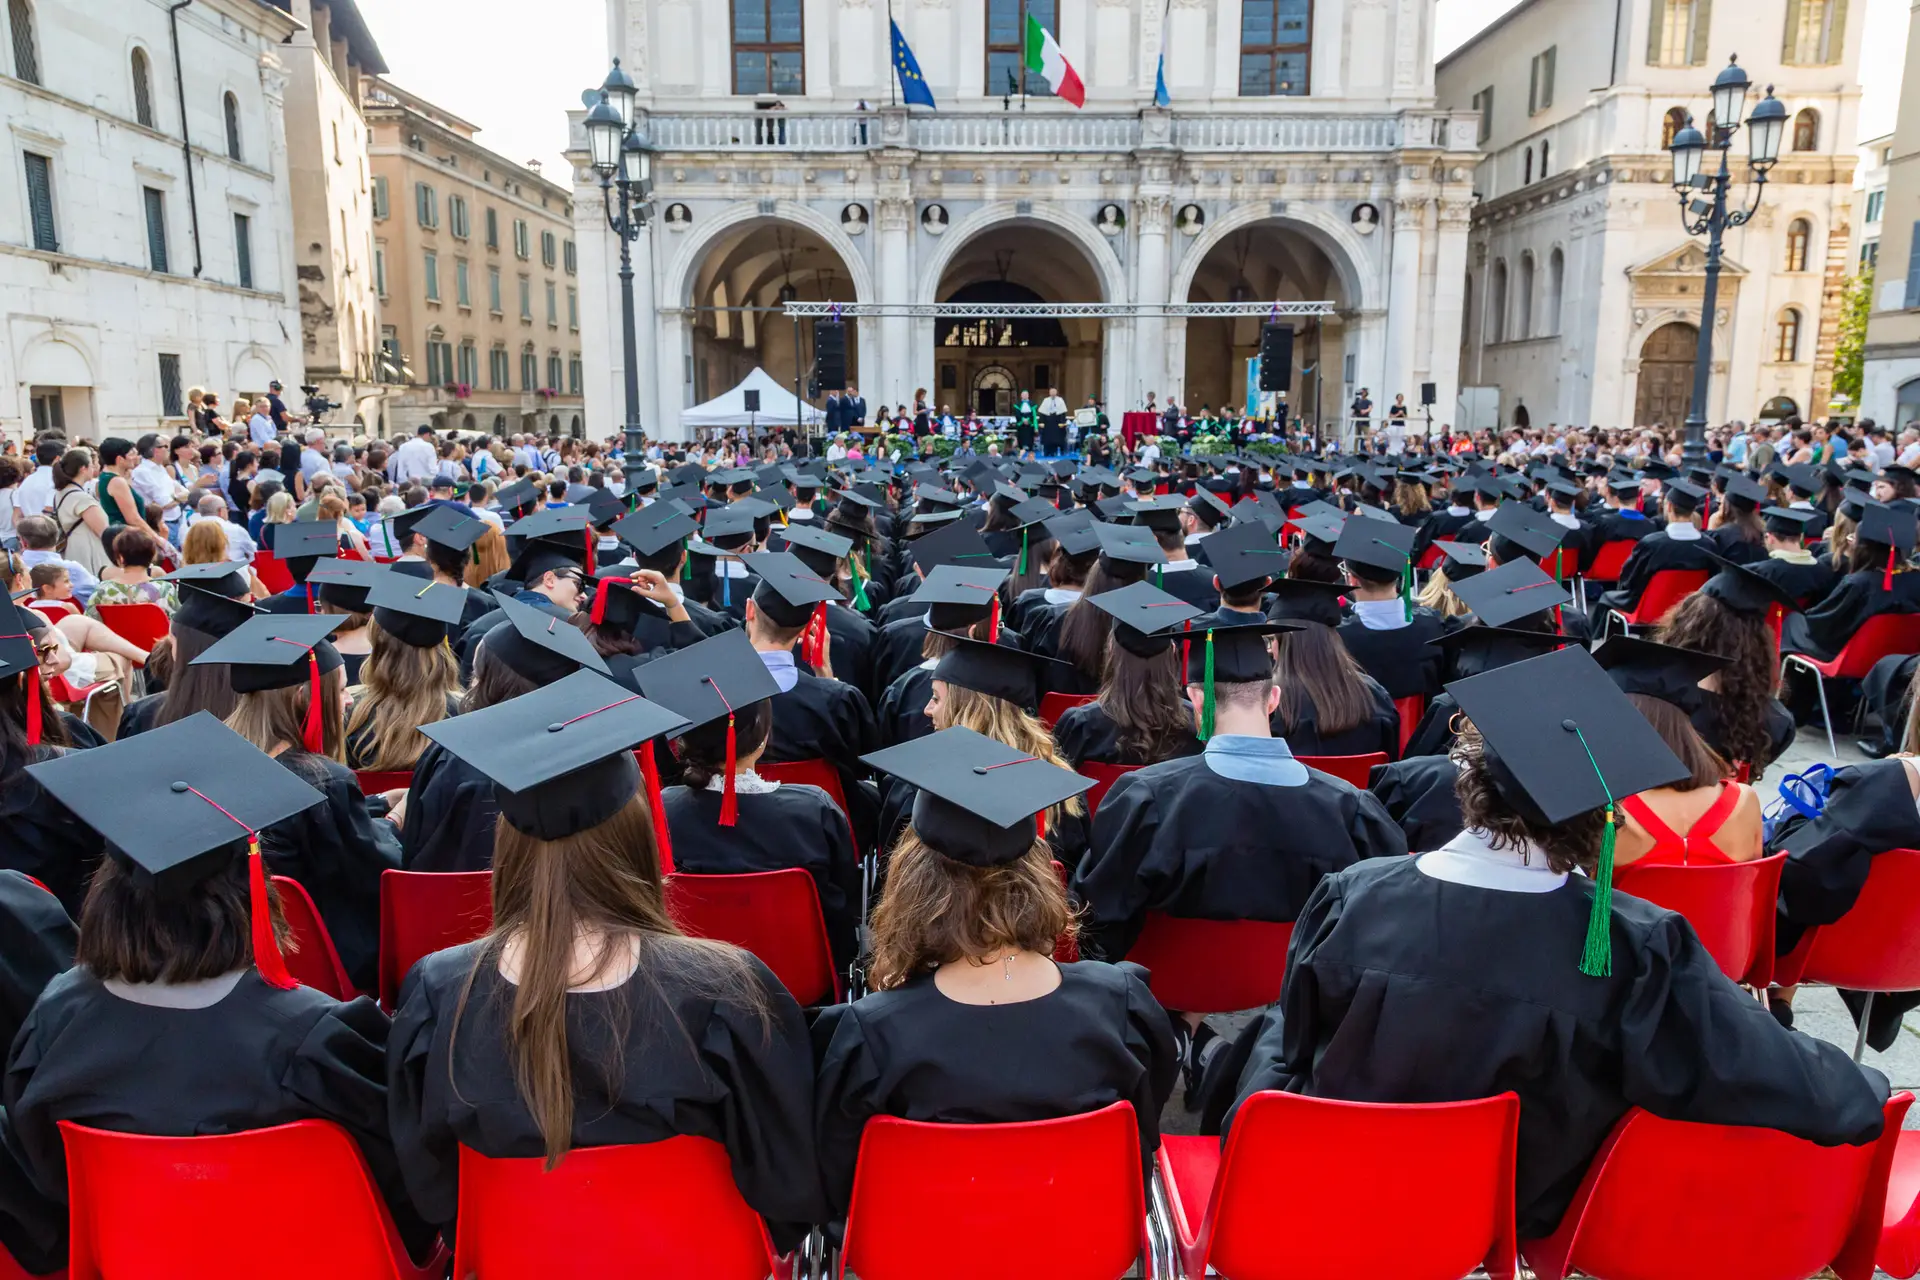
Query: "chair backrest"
664 869 840 1005
60 1119 429 1280
93 601 172 653
1540 547 1580 580
272 875 357 1001
755 757 848 815
1079 761 1140 821
1798 849 1920 993
1038 691 1095 730
1416 544 1445 571
25 598 76 623
841 1102 1146 1280
1827 613 1920 680
378 869 494 1010
252 551 295 595
354 770 414 797
1524 1094 1912 1280
1299 752 1391 788
1393 695 1425 752
1624 569 1709 624
452 1137 779 1280
1202 1091 1519 1280
1583 539 1639 583
1614 853 1785 988
1123 915 1293 1013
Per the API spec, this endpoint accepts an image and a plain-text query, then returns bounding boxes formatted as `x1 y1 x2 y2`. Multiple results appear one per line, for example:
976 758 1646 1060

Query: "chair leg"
1812 672 1837 759
1855 990 1876 1063
1146 1166 1179 1280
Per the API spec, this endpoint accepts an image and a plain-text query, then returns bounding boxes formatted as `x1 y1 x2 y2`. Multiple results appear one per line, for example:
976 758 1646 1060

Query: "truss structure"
779 301 1337 319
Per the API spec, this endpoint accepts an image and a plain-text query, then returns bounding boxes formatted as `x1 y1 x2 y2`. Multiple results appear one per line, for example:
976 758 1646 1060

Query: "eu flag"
891 19 936 109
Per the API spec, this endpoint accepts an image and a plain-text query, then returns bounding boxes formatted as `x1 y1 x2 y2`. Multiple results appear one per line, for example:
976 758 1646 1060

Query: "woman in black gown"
1782 505 1920 662
1649 560 1799 775
819 727 1178 1221
343 573 466 772
9 715 432 1274
1203 645 1888 1242
1265 578 1400 759
112 564 256 740
389 671 824 1249
1052 582 1204 770
0 602 103 916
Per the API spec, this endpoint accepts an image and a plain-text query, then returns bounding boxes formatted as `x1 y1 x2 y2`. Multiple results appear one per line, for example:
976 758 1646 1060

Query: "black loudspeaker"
813 321 847 391
1420 382 1437 406
742 389 761 413
1258 324 1293 392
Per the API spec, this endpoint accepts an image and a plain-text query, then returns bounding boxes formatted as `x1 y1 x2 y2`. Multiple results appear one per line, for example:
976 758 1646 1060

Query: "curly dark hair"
1653 591 1773 771
1452 722 1606 875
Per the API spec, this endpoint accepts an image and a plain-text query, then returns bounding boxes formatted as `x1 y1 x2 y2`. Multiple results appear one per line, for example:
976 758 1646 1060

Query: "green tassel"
1401 559 1413 623
1155 565 1164 590
680 538 692 581
849 554 871 611
1581 806 1618 977
1199 631 1217 742
1017 528 1029 577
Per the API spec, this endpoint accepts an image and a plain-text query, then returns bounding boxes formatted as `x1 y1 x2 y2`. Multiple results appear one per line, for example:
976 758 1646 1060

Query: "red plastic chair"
1394 695 1425 752
1775 848 1920 1060
1882 1131 1920 1277
377 869 493 1010
272 875 357 1001
665 869 841 1004
1299 752 1391 787
1123 914 1293 1013
1158 1090 1520 1280
0 1247 54 1280
1614 853 1785 988
252 550 295 595
24 598 77 624
756 757 848 815
1522 1092 1912 1280
1582 539 1639 585
1079 761 1140 821
60 1119 446 1280
838 1102 1151 1280
1780 613 1920 756
1416 544 1446 572
453 1137 783 1280
92 602 171 656
1607 569 1709 636
1038 691 1095 730
354 770 413 798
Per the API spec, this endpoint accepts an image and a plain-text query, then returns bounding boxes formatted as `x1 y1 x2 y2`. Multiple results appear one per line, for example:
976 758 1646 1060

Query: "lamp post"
1667 55 1786 469
584 58 654 460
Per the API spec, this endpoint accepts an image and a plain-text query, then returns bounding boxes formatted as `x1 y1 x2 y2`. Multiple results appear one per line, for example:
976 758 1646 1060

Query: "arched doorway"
1181 221 1353 431
688 219 860 406
934 223 1104 416
1634 322 1698 429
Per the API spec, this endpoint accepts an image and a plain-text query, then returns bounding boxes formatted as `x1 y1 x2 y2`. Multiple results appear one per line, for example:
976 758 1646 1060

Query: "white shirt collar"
1472 508 1496 522
1351 597 1409 630
1550 511 1581 529
1665 521 1701 541
1417 828 1567 893
1159 559 1197 572
1043 586 1082 605
703 767 781 796
1447 504 1471 517
716 558 751 578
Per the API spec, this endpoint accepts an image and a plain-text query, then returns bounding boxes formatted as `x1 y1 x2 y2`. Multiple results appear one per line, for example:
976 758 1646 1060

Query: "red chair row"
1779 612 1920 758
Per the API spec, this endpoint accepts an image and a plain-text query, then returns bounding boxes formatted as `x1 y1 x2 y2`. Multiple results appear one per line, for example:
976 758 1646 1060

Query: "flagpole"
887 0 897 107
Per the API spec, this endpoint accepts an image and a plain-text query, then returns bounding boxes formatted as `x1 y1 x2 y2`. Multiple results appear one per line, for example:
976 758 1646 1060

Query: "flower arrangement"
444 382 473 400
536 387 558 400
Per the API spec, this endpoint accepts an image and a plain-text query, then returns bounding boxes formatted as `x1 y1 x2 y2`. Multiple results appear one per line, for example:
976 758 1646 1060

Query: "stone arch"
914 201 1128 307
660 200 875 312
18 331 96 386
1169 201 1378 313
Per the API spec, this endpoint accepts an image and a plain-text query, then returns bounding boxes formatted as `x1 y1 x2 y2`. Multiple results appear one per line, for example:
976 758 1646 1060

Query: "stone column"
1381 199 1424 410
654 307 687 438
1132 191 1172 408
1425 197 1473 432
1102 318 1132 416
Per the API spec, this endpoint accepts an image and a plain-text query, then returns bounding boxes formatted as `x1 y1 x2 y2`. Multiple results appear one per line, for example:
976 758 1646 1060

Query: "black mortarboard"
0 600 39 688
418 669 687 841
1662 479 1706 514
509 507 597 542
1724 475 1767 509
193 612 344 694
1093 523 1167 566
1782 463 1821 496
774 522 853 562
914 564 1010 633
1888 465 1920 487
307 557 383 612
1190 487 1235 520
1183 620 1298 689
612 505 699 558
1086 582 1203 657
1092 496 1135 522
272 520 342 563
1332 517 1415 576
1265 578 1350 628
632 629 783 736
1858 504 1918 555
1430 623 1567 672
367 572 468 648
861 727 1094 867
1488 504 1568 561
481 590 609 682
409 504 488 554
1045 511 1102 556
1761 505 1821 537
386 505 438 547
932 635 1067 712
1294 512 1347 547
1452 557 1571 628
914 485 964 511
1591 635 1728 705
1125 467 1158 487
1203 521 1290 591
910 520 1001 575
586 489 629 529
1127 495 1188 534
1640 460 1678 481
1432 539 1490 580
697 505 760 548
159 560 252 599
1698 553 1801 616
744 551 843 629
1007 498 1058 530
493 480 542 515
175 585 259 637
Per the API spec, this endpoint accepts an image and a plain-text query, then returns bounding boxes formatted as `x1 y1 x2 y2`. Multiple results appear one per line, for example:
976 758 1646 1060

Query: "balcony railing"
1172 114 1401 151
911 113 1141 151
648 112 877 151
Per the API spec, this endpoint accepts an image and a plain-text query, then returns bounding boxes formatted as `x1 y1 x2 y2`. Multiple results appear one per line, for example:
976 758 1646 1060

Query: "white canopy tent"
679 367 823 432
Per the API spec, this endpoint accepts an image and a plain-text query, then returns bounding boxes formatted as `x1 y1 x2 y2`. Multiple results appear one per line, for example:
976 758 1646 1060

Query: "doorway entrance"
28 388 65 435
1634 323 1699 429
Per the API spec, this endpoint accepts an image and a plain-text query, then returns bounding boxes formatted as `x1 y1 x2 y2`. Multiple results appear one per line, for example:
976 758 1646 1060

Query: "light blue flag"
1154 49 1170 107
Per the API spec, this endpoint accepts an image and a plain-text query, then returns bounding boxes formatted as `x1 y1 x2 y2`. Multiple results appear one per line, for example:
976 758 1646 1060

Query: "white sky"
354 0 1909 175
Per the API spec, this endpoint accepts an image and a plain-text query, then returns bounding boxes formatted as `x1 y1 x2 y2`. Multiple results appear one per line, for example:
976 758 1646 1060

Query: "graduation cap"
1332 518 1416 618
1044 511 1102 557
613 505 699 559
510 506 597 542
626 467 661 492
192 612 343 753
160 559 251 599
1446 644 1691 976
481 589 609 683
1203 521 1290 592
1294 512 1347 548
656 483 710 514
1662 479 1707 515
1125 467 1159 487
585 489 629 529
860 726 1094 867
1603 469 1644 494
26 711 327 988
1184 620 1301 740
411 504 488 557
271 520 342 565
932 634 1069 712
1857 505 1917 592
914 485 965 511
1431 539 1491 581
1888 464 1920 488
0 599 47 745
669 462 709 488
696 504 760 549
367 571 468 648
1265 578 1349 628
1085 582 1203 657
1092 496 1135 522
910 520 1001 576
1724 474 1768 509
1640 460 1678 481
1127 495 1189 534
385 504 440 549
1430 623 1569 678
176 584 259 639
418 669 687 843
744 551 843 638
1093 522 1166 566
915 564 1011 636
1590 634 1729 705
1696 553 1801 617
306 557 383 612
493 480 542 516
772 521 854 572
1781 463 1822 496
631 629 783 826
1761 505 1821 538
904 507 969 529
1452 557 1571 629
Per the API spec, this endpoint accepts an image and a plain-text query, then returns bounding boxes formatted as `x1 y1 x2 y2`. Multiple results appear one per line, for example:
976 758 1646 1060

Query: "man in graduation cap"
1587 478 1720 634
1486 503 1592 644
1072 618 1406 1096
1585 469 1656 561
609 504 737 642
1203 645 1887 1240
454 517 591 679
1743 504 1837 610
1127 496 1221 612
1329 517 1450 701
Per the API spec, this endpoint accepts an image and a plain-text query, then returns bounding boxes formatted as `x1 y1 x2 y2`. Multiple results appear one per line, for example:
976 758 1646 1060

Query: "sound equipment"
813 322 847 391
1258 324 1294 392
1420 382 1437 406
742 389 761 413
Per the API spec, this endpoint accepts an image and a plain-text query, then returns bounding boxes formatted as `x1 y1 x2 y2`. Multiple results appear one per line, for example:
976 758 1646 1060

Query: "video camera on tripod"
301 384 342 421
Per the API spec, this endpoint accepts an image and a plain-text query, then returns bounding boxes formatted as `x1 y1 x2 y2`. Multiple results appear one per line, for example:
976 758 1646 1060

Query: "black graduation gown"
1862 653 1920 746
874 665 935 748
1707 525 1766 565
1583 510 1655 577
456 589 569 680
1150 564 1220 612
0 970 431 1272
1421 508 1479 544
878 779 1091 872
1591 531 1720 621
388 942 824 1249
870 618 943 708
1273 678 1401 760
663 784 862 981
811 962 1179 1220
1214 857 1889 1241
262 754 401 995
1769 759 1920 954
0 756 104 920
112 691 163 738
1364 754 1463 851
399 740 498 874
1334 610 1451 699
1071 754 1407 961
764 673 878 783
1051 700 1202 771
819 605 876 701
1750 555 1840 611
0 874 74 1068
256 583 321 615
874 589 930 629
1007 588 1076 661
1781 570 1920 662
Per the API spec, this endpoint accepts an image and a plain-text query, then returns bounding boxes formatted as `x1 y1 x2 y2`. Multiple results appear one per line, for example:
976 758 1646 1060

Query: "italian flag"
1024 14 1085 107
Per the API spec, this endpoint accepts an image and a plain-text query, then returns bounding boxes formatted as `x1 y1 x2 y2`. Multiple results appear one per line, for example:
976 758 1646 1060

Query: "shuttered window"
24 152 55 251
143 187 169 273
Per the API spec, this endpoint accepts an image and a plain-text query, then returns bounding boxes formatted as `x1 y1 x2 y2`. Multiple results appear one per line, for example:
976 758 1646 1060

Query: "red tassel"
23 672 41 747
718 714 739 827
637 745 674 874
583 532 595 577
1887 545 1897 594
1036 809 1048 842
591 577 633 626
302 652 323 754
801 602 828 671
247 837 297 989
988 596 1001 645
1181 618 1192 675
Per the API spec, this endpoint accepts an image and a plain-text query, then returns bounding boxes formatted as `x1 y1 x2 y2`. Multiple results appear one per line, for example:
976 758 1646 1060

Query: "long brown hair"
77 850 291 984
225 666 347 762
343 620 460 770
1654 591 1774 770
1624 692 1731 789
454 795 765 1167
1096 640 1193 764
1273 624 1371 737
158 621 243 727
1055 556 1142 679
466 524 511 586
867 835 1072 991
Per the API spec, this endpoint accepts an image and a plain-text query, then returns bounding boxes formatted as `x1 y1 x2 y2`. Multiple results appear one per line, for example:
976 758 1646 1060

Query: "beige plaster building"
366 78 584 438
1862 1 1920 428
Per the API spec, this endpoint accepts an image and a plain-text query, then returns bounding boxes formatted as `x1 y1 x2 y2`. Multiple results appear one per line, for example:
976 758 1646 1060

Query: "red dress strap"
1618 793 1684 864
1620 784 1742 866
1679 781 1745 865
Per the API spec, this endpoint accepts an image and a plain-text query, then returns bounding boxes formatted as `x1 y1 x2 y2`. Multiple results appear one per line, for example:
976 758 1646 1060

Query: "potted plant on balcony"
536 387 558 401
445 382 473 403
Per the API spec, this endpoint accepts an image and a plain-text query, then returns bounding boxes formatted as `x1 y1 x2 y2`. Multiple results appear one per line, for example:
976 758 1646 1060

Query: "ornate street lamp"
585 66 655 458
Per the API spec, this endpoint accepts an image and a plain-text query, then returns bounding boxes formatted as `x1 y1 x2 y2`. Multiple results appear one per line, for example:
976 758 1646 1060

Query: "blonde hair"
467 523 510 586
1417 566 1472 618
181 520 232 565
265 492 295 524
933 683 1083 821
344 618 460 770
225 665 347 762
